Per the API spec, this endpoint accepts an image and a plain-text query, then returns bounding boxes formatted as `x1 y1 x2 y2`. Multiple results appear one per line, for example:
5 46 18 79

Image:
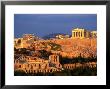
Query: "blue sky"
14 14 97 38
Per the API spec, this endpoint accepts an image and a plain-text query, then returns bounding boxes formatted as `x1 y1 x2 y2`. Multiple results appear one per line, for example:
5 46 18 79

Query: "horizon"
14 14 97 38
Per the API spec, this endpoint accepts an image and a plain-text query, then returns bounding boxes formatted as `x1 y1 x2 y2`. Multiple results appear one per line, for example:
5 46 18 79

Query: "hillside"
48 38 97 58
32 38 97 59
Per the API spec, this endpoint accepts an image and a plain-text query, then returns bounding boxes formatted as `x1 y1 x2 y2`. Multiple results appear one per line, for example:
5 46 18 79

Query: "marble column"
78 32 79 37
73 32 75 37
76 32 77 37
73 32 74 37
79 32 80 37
80 31 82 37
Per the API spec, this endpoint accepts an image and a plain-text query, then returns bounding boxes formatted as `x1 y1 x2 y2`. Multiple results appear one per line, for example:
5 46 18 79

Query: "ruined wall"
63 62 97 70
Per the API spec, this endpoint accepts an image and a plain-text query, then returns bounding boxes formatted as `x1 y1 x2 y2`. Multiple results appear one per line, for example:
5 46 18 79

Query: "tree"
14 70 27 76
17 39 21 44
38 50 52 59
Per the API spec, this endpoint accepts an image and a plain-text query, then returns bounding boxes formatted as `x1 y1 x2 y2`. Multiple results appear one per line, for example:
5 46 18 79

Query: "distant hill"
42 33 68 39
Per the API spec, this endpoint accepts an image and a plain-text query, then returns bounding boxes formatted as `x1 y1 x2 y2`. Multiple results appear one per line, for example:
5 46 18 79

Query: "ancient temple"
72 28 97 39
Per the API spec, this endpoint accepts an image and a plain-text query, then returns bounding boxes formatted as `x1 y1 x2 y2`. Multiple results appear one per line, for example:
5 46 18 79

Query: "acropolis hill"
14 28 97 75
14 28 97 58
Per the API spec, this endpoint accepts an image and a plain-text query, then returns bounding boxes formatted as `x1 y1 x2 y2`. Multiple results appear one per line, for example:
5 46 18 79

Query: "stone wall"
63 62 96 70
14 54 62 74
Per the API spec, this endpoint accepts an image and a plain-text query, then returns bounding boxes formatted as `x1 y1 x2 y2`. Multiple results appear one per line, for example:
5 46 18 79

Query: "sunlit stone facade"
14 54 62 73
72 28 97 39
91 31 97 38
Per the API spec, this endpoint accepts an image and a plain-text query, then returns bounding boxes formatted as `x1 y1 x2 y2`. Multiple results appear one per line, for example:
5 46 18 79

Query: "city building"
14 34 37 49
56 34 69 39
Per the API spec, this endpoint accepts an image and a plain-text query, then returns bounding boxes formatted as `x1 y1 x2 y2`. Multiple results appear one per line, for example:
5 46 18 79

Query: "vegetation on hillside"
47 42 61 51
59 55 97 65
14 66 97 76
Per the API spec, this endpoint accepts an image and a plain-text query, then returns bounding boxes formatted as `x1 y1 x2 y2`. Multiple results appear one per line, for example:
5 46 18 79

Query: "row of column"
49 55 59 63
73 31 83 37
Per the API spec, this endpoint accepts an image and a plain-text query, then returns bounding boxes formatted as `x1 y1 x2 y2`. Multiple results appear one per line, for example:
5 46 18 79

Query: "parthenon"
72 28 97 38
